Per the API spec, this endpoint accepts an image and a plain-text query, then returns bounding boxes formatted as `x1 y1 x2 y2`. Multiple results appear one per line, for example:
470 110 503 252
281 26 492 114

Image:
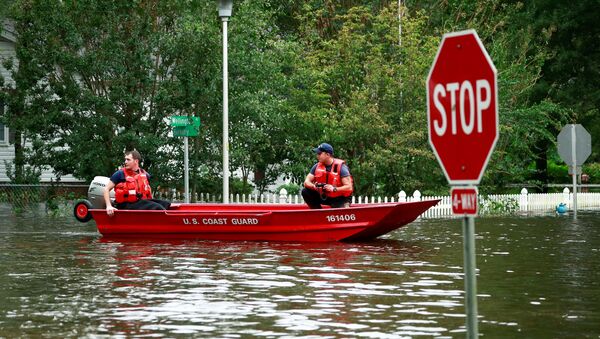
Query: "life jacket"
314 158 353 198
114 168 153 203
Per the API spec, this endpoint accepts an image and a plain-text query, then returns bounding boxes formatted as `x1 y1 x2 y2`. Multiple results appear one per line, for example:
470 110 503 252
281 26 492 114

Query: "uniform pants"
116 199 171 210
301 188 351 209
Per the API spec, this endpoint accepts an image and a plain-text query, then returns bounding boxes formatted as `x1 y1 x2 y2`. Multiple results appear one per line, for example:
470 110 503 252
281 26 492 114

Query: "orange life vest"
314 158 353 198
114 168 153 203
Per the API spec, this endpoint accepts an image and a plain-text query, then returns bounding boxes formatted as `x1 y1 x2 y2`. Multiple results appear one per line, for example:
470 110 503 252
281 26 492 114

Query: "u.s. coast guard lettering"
325 214 356 222
182 217 259 225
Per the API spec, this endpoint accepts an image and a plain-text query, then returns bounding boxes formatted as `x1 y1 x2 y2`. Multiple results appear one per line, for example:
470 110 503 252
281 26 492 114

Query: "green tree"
526 0 600 188
1 1 208 185
290 4 442 195
226 1 306 193
2 0 588 196
420 0 573 192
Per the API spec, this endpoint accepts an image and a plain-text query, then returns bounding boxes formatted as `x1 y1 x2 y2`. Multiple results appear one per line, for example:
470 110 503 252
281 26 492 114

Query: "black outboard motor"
74 176 114 222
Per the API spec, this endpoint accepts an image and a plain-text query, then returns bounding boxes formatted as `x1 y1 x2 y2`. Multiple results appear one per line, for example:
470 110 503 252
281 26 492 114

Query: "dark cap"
313 143 334 155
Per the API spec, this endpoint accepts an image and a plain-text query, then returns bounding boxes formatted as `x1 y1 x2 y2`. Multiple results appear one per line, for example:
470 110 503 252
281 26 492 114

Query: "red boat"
76 200 440 242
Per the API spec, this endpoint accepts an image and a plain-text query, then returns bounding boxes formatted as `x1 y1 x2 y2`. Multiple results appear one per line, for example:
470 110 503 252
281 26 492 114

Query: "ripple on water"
1 211 600 337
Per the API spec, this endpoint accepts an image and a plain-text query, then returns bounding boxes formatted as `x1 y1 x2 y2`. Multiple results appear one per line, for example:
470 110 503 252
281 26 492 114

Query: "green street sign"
170 116 201 127
171 116 200 137
173 125 199 137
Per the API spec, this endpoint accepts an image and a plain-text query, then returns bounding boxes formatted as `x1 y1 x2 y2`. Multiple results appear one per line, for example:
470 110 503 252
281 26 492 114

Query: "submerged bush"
480 196 520 215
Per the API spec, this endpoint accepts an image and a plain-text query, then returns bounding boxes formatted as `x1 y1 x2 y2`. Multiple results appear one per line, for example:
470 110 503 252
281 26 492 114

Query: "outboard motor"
88 176 114 209
74 176 114 223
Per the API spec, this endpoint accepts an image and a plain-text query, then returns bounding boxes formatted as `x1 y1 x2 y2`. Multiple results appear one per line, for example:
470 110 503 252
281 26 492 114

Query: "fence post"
520 188 528 212
413 190 421 202
563 187 570 207
279 188 288 204
398 191 406 202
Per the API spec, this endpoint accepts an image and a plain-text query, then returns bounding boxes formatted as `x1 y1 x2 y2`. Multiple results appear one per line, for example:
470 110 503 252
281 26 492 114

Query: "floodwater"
0 205 598 338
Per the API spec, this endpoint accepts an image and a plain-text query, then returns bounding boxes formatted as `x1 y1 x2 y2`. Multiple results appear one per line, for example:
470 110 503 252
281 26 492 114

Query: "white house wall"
1 21 83 183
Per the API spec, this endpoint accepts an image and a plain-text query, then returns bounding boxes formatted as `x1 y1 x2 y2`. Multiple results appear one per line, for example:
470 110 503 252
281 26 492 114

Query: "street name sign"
171 116 201 137
170 115 201 203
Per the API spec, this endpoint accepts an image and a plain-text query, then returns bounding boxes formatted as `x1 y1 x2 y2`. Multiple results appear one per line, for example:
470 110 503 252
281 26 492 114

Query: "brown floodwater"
0 204 598 337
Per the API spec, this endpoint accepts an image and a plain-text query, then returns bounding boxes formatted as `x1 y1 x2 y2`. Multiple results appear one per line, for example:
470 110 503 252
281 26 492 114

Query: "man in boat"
104 150 170 216
302 143 354 209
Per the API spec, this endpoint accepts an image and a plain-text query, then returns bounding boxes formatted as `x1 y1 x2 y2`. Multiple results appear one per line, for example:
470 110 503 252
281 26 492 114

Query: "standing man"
302 143 353 209
104 150 170 216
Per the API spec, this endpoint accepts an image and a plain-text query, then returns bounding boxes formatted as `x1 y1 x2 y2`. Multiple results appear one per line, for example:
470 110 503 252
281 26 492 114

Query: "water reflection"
70 237 464 337
3 210 599 337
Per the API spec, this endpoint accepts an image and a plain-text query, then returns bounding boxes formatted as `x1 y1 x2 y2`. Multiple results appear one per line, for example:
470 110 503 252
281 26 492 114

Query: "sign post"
427 29 498 339
171 116 201 203
557 124 592 219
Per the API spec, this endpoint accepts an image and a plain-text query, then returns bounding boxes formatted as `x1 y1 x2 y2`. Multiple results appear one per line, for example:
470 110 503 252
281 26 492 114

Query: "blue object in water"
556 203 567 214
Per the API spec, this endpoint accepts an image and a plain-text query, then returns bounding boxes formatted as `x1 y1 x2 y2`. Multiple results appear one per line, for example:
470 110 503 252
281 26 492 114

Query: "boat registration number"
326 214 356 222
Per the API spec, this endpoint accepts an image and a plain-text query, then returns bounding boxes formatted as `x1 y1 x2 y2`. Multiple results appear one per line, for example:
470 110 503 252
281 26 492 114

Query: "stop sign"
427 30 498 185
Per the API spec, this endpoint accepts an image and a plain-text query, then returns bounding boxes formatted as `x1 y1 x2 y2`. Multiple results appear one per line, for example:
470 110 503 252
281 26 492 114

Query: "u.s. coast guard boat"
75 177 439 242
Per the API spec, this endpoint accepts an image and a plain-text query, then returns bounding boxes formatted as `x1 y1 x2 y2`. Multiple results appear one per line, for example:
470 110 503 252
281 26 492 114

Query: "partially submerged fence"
155 187 600 218
0 184 88 212
1 184 598 217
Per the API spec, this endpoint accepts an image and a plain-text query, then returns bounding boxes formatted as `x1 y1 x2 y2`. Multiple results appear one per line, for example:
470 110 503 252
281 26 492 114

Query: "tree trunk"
254 167 266 194
13 129 24 183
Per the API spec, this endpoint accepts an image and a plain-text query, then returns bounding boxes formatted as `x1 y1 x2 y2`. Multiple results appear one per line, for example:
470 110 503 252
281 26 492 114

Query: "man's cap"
313 143 334 155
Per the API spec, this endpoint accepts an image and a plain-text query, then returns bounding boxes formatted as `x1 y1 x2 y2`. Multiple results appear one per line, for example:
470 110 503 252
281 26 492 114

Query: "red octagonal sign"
427 30 498 185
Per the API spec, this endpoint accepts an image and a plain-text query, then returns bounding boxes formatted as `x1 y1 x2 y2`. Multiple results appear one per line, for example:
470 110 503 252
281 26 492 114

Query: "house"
1 21 83 183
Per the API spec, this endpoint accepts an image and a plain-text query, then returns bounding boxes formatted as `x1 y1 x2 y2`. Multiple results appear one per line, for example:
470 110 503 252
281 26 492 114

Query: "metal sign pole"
463 215 478 338
184 136 190 203
222 18 230 204
570 124 577 219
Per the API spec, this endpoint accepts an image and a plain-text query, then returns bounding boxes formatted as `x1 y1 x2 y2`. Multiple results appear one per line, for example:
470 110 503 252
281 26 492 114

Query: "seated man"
104 150 170 216
302 143 353 209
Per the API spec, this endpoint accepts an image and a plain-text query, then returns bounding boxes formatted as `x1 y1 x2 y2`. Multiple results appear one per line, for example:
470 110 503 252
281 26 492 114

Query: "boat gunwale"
89 199 438 216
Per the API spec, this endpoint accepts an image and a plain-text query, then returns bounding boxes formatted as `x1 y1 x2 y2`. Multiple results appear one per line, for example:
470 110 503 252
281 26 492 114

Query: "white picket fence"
156 187 600 218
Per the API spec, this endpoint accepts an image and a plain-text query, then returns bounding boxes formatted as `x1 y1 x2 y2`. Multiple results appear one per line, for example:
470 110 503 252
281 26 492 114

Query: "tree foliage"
0 0 594 194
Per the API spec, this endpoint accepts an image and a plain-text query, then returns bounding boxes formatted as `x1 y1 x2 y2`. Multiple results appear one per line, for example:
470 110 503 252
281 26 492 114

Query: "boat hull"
90 200 440 242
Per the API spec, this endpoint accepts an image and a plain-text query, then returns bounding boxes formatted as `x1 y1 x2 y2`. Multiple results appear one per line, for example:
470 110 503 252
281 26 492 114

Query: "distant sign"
557 124 591 219
451 187 478 215
171 116 201 127
171 116 201 137
557 124 591 167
